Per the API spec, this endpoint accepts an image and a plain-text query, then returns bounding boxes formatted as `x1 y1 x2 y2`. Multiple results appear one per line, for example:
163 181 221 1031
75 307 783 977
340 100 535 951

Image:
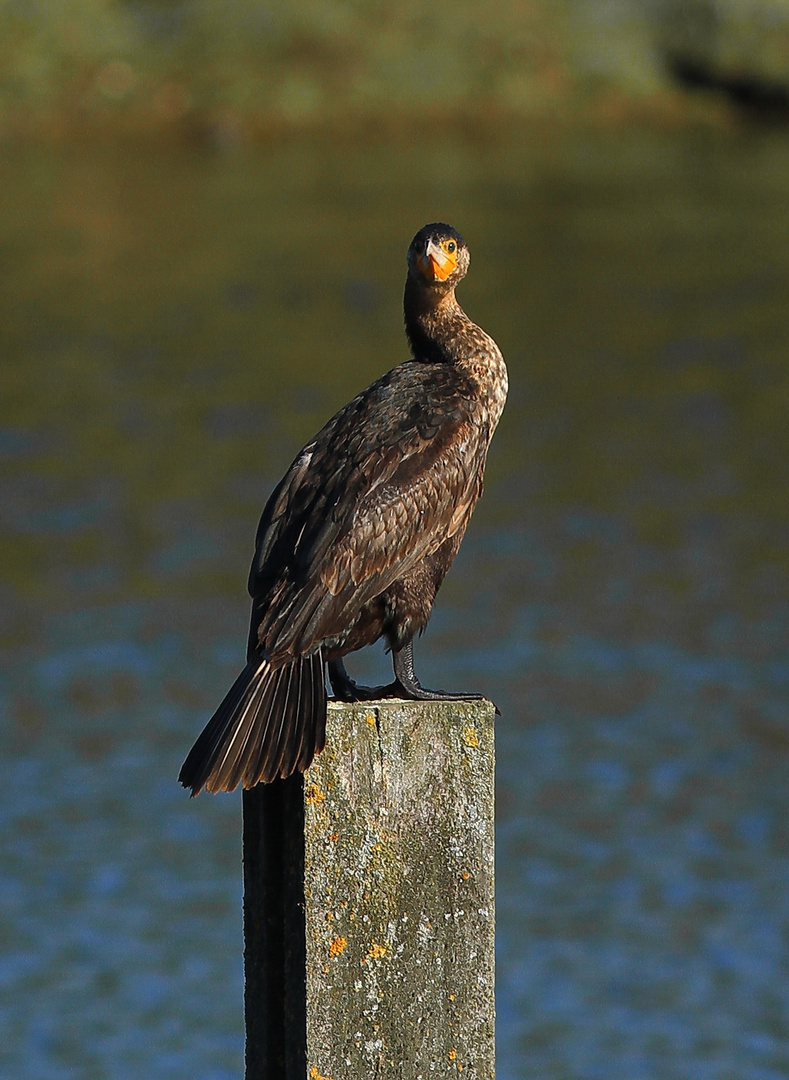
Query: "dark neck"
403 276 469 364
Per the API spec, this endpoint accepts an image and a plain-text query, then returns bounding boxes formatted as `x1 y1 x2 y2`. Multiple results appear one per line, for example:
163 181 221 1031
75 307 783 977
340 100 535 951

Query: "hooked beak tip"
417 238 455 282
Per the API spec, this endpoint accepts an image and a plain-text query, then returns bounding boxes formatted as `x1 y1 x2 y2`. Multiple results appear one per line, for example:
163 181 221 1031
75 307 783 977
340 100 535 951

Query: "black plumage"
179 223 507 795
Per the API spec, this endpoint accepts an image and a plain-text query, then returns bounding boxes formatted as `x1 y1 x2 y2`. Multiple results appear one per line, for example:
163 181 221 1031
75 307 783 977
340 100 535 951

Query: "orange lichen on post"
328 936 348 957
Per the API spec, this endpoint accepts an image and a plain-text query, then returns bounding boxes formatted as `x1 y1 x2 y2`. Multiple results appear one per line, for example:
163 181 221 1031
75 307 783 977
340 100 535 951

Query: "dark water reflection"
1 130 788 1078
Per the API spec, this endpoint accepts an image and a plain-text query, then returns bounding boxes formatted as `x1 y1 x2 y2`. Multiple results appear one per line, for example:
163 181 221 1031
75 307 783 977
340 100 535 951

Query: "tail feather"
180 660 266 790
246 661 291 786
178 649 326 795
279 659 304 780
295 653 317 774
240 665 281 790
308 652 327 761
222 668 274 792
267 661 298 781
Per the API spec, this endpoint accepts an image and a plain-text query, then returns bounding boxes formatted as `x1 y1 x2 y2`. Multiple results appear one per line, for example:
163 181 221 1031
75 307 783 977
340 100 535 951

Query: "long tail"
178 649 326 795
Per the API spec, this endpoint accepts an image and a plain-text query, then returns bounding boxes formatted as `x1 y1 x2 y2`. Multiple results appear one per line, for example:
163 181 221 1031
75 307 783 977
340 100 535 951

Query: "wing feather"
246 360 488 659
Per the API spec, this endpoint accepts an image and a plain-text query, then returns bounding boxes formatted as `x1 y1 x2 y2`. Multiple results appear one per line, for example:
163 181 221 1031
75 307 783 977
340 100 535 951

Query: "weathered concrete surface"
303 699 496 1080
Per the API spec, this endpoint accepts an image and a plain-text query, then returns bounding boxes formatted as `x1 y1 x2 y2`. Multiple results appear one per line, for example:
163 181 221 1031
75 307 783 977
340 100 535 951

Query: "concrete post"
243 698 496 1080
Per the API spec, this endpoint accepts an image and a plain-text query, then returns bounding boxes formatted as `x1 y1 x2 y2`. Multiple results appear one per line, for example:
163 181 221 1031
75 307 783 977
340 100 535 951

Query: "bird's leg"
391 640 493 705
328 657 398 702
330 647 498 712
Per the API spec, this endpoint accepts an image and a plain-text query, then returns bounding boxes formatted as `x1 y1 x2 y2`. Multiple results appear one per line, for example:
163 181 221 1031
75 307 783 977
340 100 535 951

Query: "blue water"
1 130 788 1077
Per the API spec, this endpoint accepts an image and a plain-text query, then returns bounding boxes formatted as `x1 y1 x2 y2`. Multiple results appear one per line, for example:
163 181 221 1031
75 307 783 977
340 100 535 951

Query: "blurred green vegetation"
4 0 789 139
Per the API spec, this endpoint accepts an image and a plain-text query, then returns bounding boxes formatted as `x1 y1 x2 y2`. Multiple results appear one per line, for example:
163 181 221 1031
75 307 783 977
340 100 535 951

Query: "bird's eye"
447 241 456 253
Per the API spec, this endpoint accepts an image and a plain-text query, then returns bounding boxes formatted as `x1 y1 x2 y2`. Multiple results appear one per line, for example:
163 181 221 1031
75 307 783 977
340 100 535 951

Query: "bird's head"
407 223 469 291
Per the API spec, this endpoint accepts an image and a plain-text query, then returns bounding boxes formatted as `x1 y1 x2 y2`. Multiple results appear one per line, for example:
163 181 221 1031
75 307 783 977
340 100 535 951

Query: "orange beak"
417 238 457 282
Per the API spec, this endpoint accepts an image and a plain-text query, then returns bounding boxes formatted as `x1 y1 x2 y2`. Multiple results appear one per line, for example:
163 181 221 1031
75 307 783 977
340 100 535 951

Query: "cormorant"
179 223 507 795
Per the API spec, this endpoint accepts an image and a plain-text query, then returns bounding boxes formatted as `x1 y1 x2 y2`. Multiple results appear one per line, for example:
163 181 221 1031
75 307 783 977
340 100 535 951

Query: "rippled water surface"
1 129 788 1078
